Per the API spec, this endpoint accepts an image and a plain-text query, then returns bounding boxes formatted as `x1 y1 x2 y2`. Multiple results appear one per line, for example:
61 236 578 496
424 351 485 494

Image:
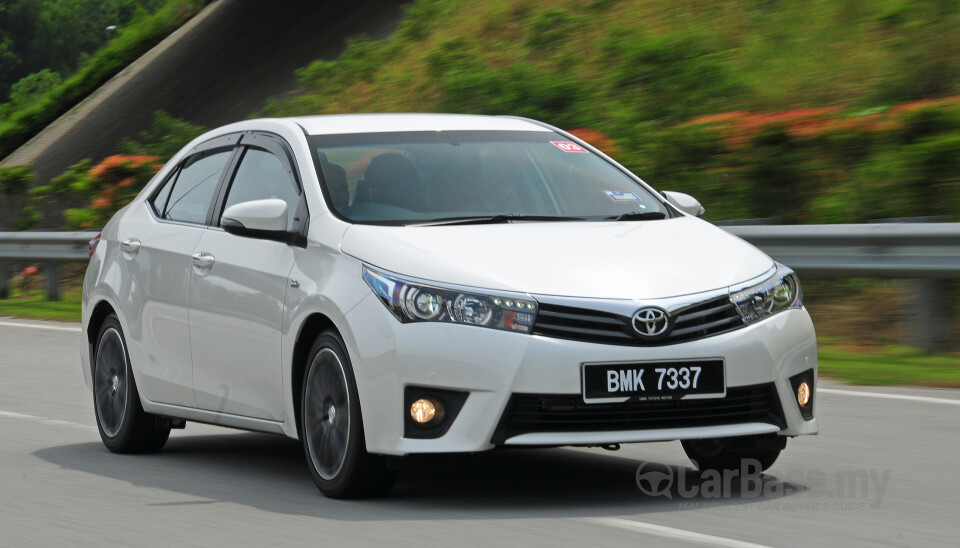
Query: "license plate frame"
581 358 726 404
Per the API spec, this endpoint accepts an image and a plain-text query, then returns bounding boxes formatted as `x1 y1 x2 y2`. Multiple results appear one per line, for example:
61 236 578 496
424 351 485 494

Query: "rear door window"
160 149 233 224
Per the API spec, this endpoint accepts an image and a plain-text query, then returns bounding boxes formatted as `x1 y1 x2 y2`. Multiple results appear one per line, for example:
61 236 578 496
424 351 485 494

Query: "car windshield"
308 130 670 225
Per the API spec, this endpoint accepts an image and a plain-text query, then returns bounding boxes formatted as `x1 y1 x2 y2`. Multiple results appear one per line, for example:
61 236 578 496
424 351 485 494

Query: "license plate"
581 359 725 403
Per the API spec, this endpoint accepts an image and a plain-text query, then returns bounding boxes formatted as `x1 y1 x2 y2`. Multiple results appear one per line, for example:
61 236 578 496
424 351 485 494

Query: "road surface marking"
0 320 82 333
0 410 94 430
820 388 960 406
584 517 771 548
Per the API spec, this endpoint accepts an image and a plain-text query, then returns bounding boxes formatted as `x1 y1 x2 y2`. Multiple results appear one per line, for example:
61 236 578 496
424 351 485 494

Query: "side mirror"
221 199 292 243
661 191 705 218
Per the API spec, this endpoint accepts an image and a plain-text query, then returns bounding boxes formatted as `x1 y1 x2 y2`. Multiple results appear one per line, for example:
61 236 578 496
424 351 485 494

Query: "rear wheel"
682 434 785 472
93 314 170 453
301 330 394 498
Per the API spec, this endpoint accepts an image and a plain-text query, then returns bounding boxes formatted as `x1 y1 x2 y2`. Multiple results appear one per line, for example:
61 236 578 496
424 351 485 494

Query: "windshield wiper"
604 211 668 221
408 214 589 227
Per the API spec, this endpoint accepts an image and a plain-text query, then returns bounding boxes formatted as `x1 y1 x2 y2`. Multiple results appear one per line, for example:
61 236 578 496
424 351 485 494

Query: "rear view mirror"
221 199 293 243
661 191 705 218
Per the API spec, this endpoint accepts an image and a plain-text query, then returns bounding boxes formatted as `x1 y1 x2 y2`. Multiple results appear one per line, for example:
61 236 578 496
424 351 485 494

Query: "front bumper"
345 295 818 456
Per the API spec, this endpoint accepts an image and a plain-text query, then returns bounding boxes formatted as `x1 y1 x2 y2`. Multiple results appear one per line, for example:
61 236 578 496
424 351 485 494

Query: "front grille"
532 296 743 346
491 383 784 444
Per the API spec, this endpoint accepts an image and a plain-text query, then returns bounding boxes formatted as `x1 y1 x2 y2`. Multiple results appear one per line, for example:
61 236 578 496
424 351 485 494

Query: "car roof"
288 113 554 136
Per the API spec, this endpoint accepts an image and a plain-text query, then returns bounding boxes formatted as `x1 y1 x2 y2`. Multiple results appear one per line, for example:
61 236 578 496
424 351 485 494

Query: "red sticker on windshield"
550 141 588 153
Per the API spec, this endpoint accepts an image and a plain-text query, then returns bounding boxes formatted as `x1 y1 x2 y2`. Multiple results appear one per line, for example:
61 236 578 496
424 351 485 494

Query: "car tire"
301 329 395 498
681 434 785 472
93 314 171 453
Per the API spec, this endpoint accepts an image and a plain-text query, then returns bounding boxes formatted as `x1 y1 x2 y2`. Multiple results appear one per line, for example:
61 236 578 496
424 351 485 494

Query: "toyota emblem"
632 307 670 338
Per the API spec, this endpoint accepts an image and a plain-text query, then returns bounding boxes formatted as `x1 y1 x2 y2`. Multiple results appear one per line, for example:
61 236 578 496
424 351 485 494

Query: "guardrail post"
44 263 60 301
908 279 953 354
0 261 8 299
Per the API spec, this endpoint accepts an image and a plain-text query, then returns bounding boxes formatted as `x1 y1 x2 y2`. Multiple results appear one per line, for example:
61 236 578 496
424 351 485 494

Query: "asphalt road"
1 318 958 547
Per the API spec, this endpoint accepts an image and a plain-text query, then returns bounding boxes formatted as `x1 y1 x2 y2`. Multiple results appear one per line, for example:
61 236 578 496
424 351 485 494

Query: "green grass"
818 345 960 388
0 289 81 322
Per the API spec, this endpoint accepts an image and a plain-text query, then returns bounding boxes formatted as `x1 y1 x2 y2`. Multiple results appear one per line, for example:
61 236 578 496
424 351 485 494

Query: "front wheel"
93 314 170 453
301 330 395 498
682 434 785 472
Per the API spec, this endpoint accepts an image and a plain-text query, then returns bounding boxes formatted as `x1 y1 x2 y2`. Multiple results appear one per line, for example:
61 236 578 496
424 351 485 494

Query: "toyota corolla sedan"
81 113 817 498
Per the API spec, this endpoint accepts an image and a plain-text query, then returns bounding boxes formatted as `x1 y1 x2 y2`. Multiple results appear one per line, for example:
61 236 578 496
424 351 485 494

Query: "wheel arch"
86 298 119 376
291 312 341 438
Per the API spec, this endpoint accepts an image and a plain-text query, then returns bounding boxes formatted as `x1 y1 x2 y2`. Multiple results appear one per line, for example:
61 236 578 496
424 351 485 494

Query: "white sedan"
81 113 818 498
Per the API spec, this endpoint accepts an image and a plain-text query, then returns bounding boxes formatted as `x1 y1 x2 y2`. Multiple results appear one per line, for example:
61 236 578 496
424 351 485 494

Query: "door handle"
121 238 141 255
191 252 215 270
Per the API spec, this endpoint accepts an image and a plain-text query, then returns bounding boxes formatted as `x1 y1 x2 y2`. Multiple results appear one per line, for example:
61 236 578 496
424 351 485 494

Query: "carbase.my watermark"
635 460 891 509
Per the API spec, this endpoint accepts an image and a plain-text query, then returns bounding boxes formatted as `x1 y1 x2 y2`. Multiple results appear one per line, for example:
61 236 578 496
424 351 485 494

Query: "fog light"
410 398 440 424
797 381 811 407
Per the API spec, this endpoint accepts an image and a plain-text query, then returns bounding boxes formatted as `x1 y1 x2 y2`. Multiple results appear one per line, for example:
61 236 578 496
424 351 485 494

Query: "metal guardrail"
2 224 960 293
0 231 96 262
0 231 98 301
725 223 960 278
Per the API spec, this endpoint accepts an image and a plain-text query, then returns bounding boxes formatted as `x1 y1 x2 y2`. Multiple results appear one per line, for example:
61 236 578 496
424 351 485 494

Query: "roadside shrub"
64 155 162 229
120 110 206 161
296 36 389 93
434 60 581 128
604 33 746 121
398 0 449 42
8 70 62 107
0 165 35 195
525 9 583 54
30 155 161 229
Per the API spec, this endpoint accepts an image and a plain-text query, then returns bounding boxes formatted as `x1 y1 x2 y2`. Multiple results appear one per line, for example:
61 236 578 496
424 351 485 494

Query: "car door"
188 132 306 421
118 136 238 408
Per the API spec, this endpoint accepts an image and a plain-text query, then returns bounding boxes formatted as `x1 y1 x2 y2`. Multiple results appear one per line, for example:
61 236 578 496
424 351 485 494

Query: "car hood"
340 217 774 300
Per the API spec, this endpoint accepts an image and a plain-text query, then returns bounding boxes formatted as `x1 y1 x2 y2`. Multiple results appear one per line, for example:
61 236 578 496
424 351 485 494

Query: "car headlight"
730 263 803 324
362 266 538 333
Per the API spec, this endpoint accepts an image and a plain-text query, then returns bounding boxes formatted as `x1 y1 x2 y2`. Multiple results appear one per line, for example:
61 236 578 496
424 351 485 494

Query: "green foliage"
0 0 167 100
14 205 41 231
525 9 583 54
296 36 389 93
398 0 448 42
741 127 817 223
27 154 161 230
587 0 623 12
63 207 99 230
871 0 960 103
0 0 205 160
120 110 206 160
604 33 746 121
47 159 94 196
66 155 161 229
0 164 35 195
8 69 61 106
892 132 960 216
434 59 581 128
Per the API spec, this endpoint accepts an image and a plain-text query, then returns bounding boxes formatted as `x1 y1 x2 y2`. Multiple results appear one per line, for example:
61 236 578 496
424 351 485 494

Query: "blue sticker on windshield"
604 190 643 202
